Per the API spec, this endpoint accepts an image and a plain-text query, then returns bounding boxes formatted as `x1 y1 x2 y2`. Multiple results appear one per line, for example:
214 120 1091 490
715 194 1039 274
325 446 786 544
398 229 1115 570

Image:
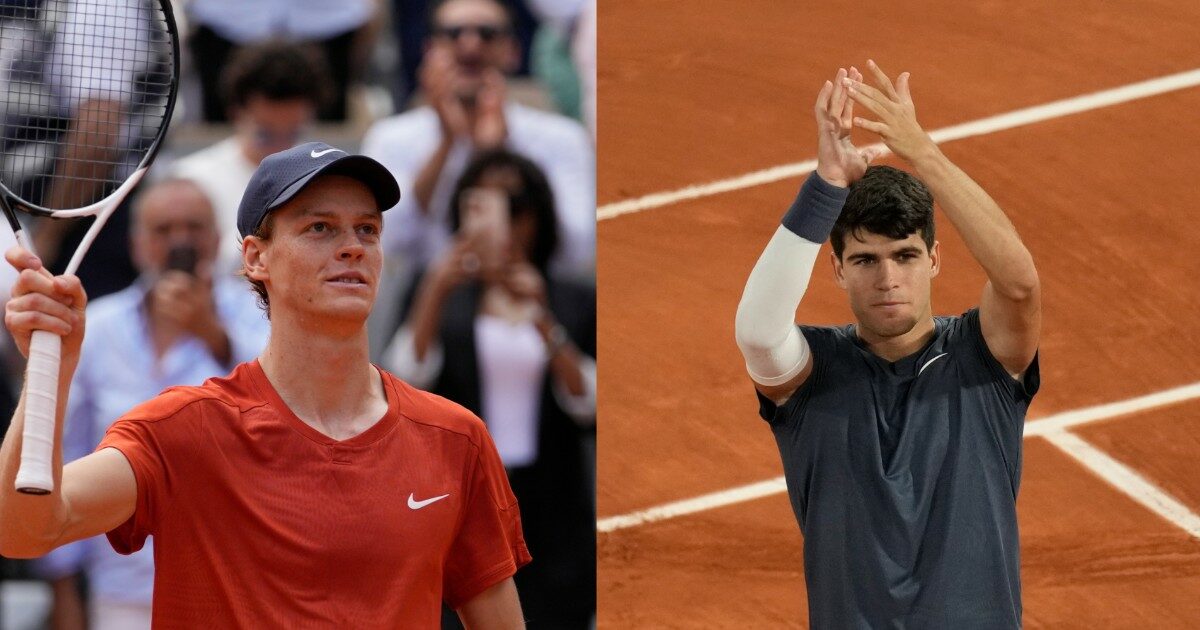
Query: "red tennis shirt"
96 360 531 628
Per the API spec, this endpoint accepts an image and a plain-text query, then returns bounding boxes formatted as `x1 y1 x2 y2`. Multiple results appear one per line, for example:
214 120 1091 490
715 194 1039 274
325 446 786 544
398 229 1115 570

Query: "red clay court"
596 2 1200 627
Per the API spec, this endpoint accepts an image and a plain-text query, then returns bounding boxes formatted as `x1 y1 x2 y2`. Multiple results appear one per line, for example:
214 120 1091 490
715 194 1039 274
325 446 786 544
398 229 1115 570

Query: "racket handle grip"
15 330 62 495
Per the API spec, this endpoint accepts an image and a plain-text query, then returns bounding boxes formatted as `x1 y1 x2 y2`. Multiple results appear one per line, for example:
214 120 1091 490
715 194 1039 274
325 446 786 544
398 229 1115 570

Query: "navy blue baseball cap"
236 142 401 238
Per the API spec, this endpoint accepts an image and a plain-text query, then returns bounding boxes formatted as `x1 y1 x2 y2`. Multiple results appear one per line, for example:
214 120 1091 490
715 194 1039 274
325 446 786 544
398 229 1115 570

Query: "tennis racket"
0 0 179 494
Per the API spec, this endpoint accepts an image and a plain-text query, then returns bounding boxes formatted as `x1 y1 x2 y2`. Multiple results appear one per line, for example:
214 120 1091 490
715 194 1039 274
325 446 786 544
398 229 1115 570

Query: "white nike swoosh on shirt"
407 493 450 509
311 148 343 158
918 353 948 376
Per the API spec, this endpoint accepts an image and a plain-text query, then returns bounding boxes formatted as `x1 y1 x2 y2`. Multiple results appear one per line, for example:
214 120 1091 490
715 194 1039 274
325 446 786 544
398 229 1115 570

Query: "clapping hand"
814 67 883 188
473 70 508 150
421 48 470 141
845 60 937 165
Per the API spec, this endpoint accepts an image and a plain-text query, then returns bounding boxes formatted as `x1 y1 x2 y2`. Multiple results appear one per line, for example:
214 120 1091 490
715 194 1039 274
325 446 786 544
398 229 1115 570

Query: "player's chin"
319 301 374 324
319 290 376 317
860 309 918 338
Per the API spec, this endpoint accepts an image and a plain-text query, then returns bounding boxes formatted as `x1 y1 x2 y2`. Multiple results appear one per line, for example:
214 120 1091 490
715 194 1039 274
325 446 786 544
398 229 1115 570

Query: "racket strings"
0 0 175 212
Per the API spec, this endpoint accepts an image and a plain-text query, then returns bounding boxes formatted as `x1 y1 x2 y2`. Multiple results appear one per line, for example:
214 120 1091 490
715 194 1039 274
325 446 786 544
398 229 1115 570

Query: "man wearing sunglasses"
363 0 595 280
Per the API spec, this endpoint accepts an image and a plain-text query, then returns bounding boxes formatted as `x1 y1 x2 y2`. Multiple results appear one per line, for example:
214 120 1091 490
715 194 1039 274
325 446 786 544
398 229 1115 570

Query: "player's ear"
242 236 269 282
929 241 941 278
831 250 847 289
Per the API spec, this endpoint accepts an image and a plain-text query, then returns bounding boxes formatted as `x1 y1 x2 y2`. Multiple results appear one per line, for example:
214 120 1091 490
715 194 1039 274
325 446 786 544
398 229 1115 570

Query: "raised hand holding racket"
0 0 179 494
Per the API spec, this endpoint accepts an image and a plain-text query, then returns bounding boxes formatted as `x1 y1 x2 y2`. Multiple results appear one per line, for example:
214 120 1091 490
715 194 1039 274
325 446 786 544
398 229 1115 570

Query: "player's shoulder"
117 362 261 426
936 307 983 343
380 369 489 446
798 322 855 349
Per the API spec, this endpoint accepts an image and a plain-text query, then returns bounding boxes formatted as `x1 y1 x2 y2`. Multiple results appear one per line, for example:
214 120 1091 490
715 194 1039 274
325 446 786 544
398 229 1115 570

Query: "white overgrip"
15 330 62 493
10 168 142 494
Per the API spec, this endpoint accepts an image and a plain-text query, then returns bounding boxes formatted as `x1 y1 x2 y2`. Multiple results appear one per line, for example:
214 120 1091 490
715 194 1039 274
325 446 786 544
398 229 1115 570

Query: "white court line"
1043 430 1200 538
597 380 1200 533
597 67 1200 221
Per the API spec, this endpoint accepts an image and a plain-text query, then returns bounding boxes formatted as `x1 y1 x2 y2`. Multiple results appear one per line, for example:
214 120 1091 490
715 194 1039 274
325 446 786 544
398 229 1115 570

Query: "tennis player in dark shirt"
735 62 1040 628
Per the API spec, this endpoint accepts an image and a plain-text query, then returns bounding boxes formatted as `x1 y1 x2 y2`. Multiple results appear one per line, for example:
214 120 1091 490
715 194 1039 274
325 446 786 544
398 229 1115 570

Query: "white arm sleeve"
734 226 822 386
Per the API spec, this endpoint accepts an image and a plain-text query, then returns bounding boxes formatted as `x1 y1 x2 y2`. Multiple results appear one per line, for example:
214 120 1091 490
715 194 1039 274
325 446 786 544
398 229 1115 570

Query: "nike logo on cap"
408 493 450 509
918 353 948 375
311 148 343 158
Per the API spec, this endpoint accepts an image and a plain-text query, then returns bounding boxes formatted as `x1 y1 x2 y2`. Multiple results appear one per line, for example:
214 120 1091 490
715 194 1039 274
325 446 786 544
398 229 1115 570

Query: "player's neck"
258 317 385 439
856 315 937 363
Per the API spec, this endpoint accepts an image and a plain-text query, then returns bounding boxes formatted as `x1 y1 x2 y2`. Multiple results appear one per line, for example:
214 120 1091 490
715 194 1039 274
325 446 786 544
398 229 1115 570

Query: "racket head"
0 0 180 219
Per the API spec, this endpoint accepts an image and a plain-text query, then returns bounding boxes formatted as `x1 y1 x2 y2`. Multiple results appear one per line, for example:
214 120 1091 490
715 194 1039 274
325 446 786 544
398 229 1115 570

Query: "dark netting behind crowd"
0 0 175 211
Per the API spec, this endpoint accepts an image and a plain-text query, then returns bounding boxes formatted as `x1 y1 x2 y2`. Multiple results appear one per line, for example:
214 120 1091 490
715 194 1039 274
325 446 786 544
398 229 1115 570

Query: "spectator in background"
31 179 270 630
385 150 595 628
363 0 594 280
171 41 331 274
186 0 379 121
389 0 538 109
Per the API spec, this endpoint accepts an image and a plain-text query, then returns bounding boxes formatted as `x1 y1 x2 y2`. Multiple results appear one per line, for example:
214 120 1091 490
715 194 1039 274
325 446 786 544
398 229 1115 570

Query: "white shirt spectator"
49 0 149 111
362 102 595 276
170 138 258 273
186 0 374 43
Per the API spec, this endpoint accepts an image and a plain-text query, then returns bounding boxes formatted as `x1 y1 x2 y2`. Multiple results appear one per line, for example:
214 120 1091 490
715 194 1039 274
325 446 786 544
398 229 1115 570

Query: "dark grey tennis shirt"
758 309 1039 629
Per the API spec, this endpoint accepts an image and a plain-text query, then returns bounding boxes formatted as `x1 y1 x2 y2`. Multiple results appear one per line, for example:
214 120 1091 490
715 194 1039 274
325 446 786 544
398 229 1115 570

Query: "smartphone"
461 187 511 271
165 243 197 275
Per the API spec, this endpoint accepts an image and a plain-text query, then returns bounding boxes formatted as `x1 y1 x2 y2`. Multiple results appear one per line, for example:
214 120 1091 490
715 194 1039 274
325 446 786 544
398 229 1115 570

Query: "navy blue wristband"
781 172 849 243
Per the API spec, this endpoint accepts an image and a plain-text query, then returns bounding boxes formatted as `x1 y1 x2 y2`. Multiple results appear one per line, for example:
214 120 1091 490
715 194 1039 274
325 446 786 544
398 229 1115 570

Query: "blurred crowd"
0 1 596 629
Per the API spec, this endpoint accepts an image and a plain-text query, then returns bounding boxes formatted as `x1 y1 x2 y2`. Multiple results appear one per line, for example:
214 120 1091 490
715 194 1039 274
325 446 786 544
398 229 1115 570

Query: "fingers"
852 116 888 135
896 71 913 104
865 59 900 101
840 67 861 131
13 267 72 305
844 79 890 119
5 246 48 276
5 308 75 338
814 80 833 118
828 68 849 125
6 291 78 335
53 275 87 312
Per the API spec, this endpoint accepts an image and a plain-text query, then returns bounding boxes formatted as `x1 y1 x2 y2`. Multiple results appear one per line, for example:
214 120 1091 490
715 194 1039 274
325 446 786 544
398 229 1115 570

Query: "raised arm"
735 68 881 404
845 61 1040 376
0 247 135 558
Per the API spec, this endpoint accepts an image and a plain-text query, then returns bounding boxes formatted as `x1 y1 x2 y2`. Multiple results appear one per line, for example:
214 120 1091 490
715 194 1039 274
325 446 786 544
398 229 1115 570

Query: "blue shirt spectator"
32 179 269 629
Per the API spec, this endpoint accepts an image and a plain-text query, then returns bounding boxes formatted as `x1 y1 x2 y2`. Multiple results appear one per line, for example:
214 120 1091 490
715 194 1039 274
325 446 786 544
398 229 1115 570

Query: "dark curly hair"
448 149 559 273
831 165 935 259
220 40 332 113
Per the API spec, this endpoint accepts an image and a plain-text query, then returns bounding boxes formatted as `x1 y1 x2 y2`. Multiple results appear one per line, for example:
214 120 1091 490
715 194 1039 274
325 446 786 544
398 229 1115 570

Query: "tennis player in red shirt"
0 143 530 628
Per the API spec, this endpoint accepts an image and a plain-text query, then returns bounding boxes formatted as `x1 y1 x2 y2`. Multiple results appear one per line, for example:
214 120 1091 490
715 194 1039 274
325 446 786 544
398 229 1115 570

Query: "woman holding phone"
385 149 596 629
